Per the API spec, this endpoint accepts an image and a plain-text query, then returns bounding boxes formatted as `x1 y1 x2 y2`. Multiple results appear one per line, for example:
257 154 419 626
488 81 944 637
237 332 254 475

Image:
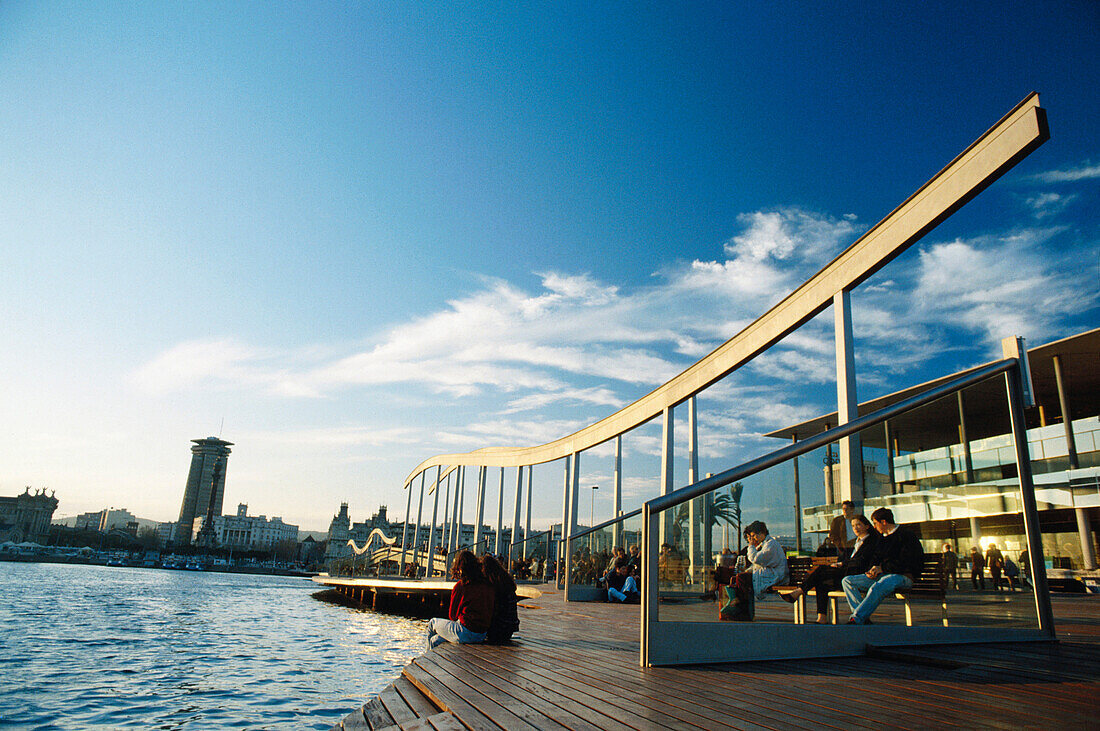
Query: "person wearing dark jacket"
426 550 495 650
481 553 520 644
782 514 880 623
841 508 924 625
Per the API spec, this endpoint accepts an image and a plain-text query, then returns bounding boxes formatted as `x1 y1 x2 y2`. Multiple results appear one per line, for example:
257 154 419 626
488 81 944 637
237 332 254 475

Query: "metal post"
792 435 802 553
524 466 533 559
660 405 674 548
958 391 975 484
614 435 623 550
834 289 864 505
563 451 580 602
1005 366 1055 636
425 466 442 578
559 456 570 590
687 396 700 582
495 467 505 556
411 471 426 576
511 466 523 567
441 470 452 556
474 466 486 553
1053 355 1079 470
884 420 897 494
641 502 659 667
456 466 466 553
399 478 413 576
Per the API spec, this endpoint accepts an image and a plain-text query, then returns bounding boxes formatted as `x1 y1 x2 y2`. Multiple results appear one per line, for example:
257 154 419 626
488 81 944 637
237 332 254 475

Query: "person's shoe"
781 590 800 604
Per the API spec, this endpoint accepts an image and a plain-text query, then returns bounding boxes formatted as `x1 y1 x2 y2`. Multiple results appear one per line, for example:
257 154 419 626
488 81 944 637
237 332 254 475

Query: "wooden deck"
332 587 1100 730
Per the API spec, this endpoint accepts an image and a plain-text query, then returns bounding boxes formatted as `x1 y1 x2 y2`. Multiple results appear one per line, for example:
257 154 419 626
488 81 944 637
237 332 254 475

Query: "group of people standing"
426 550 520 650
941 541 1029 591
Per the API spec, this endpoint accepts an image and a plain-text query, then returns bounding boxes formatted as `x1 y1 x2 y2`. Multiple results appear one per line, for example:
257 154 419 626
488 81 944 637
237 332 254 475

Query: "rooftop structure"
175 436 233 546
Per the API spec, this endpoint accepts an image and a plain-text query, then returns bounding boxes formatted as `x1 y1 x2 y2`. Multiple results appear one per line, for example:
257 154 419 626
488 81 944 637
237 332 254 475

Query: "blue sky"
1 2 1097 533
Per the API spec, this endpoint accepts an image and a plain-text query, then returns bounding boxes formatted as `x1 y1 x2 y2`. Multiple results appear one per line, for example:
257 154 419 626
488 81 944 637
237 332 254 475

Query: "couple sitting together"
783 507 924 624
426 550 520 650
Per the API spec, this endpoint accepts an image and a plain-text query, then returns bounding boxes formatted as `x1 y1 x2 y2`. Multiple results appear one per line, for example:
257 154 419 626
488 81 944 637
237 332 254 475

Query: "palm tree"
708 482 743 550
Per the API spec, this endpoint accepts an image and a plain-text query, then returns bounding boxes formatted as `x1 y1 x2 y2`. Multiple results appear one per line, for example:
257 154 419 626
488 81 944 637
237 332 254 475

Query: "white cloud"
1025 192 1078 218
1031 162 1100 184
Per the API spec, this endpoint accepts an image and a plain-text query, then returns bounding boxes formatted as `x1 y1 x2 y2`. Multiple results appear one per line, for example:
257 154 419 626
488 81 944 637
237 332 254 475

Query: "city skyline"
2 4 1097 532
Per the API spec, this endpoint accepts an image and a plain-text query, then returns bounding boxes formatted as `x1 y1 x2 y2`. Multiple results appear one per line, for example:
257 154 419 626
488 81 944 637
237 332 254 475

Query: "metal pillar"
968 516 982 548
511 466 523 566
563 452 580 602
1005 365 1055 636
441 470 452 555
456 466 466 553
958 391 975 484
425 466 442 577
687 397 701 582
884 420 897 494
399 478 413 576
1053 355 1079 469
411 471 426 576
1076 508 1096 571
524 466 533 559
659 405 674 547
494 467 505 556
834 289 864 505
792 435 802 553
559 456 570 590
473 466 486 553
613 435 623 549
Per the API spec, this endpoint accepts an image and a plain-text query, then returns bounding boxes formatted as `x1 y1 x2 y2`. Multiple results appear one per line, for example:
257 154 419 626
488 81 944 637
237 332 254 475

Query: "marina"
328 583 1100 730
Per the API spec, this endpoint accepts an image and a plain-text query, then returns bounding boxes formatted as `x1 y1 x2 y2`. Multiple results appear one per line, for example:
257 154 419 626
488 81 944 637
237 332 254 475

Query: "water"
0 563 426 730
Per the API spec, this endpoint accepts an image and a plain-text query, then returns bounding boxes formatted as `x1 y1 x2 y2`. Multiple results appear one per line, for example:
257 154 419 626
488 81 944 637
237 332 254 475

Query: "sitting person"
602 556 641 603
626 544 642 578
782 514 880 623
426 549 495 650
481 553 520 644
841 508 924 625
721 521 788 621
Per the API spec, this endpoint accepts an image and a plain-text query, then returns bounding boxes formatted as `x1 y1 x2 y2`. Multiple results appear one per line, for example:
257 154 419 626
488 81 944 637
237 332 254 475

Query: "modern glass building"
768 328 1099 572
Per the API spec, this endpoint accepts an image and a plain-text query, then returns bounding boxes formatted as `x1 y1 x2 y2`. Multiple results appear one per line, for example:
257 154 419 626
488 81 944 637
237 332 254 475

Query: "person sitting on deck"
481 553 520 644
426 549 495 650
602 556 641 603
720 520 788 621
781 514 879 623
841 508 924 625
627 544 642 577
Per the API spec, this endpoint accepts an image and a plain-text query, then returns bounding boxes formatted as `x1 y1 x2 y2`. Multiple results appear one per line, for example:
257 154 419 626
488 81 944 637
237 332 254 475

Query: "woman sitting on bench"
782 514 879 623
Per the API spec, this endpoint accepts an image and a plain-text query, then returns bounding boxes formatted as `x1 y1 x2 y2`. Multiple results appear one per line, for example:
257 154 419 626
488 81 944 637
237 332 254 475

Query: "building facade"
0 488 59 543
175 436 233 546
200 503 298 550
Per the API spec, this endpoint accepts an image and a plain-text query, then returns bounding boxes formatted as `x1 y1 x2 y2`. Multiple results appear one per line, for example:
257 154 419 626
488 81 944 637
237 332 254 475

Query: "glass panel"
647 375 1046 640
566 511 644 591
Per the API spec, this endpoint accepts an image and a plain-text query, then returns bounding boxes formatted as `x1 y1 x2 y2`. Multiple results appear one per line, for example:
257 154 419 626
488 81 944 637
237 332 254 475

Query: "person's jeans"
841 573 912 624
608 576 640 602
426 618 487 651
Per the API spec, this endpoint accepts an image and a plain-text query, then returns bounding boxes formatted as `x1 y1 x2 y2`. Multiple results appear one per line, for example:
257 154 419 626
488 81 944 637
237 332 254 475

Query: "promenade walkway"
332 587 1100 730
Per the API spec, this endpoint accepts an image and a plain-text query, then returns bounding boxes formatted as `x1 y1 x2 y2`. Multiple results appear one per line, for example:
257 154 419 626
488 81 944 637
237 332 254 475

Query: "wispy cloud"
1030 162 1100 184
1025 192 1078 218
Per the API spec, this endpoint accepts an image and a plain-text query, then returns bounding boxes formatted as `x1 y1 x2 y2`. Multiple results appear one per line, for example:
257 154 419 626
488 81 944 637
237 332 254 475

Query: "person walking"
970 546 986 590
942 542 959 591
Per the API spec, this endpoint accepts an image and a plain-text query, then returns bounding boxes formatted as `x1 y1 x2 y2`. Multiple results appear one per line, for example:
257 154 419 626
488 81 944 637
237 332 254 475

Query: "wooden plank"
362 696 396 729
339 707 371 730
426 713 468 730
417 652 556 731
404 657 531 731
379 683 421 725
394 676 442 718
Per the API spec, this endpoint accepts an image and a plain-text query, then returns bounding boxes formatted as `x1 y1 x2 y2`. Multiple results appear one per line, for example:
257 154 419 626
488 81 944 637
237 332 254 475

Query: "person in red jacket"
426 549 495 651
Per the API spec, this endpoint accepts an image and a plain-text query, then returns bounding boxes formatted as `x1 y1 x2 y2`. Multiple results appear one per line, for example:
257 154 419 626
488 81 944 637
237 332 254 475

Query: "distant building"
0 487 59 543
324 502 351 560
175 436 233 546
74 507 138 533
199 503 298 550
156 521 177 544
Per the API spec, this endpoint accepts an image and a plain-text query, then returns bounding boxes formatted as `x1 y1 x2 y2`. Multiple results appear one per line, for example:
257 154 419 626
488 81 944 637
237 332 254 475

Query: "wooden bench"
775 554 948 626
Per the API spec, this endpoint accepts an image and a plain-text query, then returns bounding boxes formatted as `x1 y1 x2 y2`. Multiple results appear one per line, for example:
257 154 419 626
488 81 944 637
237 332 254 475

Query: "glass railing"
565 509 644 599
639 358 1055 666
507 530 554 582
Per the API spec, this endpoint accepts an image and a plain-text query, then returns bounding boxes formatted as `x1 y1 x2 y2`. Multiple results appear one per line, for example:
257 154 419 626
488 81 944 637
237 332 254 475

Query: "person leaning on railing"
841 507 924 625
782 514 880 624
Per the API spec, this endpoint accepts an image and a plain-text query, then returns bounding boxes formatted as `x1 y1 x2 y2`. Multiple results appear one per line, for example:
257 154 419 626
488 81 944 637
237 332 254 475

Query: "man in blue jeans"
842 507 924 625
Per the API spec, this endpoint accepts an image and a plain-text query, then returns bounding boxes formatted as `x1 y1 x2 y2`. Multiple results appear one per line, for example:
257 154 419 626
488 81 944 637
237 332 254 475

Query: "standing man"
841 508 924 625
986 543 1005 592
970 546 986 590
829 500 857 551
941 542 959 591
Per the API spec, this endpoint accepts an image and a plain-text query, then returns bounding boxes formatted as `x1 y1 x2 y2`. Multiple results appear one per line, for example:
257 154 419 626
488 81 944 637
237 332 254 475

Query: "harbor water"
0 562 425 729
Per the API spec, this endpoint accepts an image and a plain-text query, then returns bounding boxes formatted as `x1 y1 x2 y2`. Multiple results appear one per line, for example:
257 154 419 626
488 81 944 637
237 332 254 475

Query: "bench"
775 554 948 626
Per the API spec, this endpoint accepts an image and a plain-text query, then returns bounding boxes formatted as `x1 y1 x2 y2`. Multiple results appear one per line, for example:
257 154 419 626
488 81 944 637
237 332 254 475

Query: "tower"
175 436 233 545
